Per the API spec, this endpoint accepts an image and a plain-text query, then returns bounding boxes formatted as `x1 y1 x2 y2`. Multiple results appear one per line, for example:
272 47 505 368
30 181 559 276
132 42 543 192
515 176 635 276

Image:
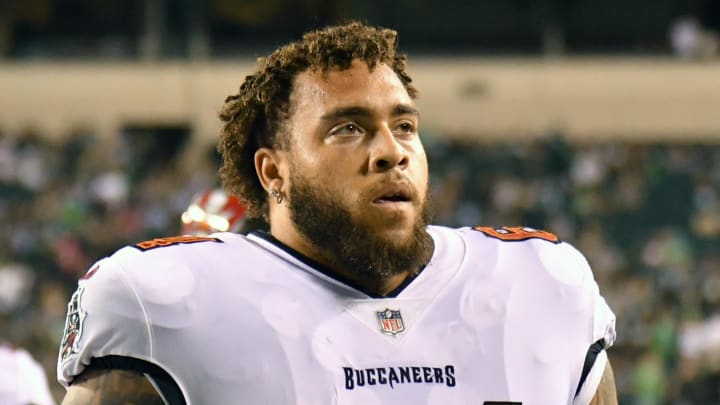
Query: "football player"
58 22 617 404
1 342 56 405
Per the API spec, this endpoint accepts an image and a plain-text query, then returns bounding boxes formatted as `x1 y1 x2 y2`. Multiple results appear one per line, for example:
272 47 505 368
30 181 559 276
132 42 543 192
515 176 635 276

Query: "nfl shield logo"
376 308 405 336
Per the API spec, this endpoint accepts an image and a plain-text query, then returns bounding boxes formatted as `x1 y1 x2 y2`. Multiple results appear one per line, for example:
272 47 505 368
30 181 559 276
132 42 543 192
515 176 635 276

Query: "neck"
270 225 410 297
267 197 435 297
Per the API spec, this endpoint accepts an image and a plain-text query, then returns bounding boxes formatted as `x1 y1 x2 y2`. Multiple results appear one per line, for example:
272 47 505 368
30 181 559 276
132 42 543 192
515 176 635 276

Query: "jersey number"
473 226 559 244
133 235 222 251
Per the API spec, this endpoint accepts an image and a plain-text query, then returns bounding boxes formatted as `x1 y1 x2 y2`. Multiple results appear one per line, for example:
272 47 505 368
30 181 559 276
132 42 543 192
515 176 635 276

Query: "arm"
588 361 617 405
61 368 165 405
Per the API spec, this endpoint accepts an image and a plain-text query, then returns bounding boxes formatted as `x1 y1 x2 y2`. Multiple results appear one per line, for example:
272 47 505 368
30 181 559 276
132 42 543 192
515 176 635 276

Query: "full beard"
287 173 434 282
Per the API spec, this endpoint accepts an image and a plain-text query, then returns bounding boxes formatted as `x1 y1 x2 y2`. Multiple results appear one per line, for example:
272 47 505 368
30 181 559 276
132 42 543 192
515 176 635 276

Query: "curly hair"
217 21 418 220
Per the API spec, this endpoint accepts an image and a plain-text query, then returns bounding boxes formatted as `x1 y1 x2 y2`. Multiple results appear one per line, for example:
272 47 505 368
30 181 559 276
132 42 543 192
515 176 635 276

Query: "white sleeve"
574 258 616 405
536 239 617 348
57 256 152 387
573 349 609 405
536 239 616 405
593 294 616 349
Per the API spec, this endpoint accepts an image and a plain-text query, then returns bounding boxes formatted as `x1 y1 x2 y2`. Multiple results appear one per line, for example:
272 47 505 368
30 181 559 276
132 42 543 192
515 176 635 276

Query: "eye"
329 122 364 137
394 121 417 135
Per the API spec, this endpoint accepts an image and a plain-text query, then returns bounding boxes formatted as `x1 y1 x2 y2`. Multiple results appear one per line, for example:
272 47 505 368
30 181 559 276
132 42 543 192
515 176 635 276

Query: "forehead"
289 61 414 115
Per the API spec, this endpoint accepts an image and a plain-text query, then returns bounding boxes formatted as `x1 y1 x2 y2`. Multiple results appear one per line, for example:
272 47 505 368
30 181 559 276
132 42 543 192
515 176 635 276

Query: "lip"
370 182 414 205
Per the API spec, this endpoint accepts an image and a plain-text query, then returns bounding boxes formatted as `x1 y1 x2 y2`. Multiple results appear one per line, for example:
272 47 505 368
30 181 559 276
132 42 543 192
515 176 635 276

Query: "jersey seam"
410 226 472 337
114 260 154 358
421 226 472 301
398 226 471 337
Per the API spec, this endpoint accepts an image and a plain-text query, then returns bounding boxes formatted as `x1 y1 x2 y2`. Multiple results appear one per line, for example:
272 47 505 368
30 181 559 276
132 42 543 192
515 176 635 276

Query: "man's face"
282 60 432 280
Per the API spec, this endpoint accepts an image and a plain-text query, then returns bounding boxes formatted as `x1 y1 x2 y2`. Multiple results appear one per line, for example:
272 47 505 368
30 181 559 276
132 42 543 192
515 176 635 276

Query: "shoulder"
469 225 562 244
451 225 617 349
447 225 594 286
76 231 266 295
71 232 259 320
59 233 255 386
83 232 253 280
111 233 239 263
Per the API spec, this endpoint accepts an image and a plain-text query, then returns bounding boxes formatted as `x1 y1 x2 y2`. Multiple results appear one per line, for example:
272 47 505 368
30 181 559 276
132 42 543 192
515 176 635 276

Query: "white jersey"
1 343 56 405
58 225 615 405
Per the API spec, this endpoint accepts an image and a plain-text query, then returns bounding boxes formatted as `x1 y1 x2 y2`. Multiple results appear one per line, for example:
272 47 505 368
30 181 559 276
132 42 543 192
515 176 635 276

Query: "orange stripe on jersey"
473 226 560 244
133 235 222 251
80 264 100 280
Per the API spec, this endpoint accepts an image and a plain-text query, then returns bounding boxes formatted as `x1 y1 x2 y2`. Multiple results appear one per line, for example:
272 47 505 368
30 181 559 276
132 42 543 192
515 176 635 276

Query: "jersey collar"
246 226 465 300
247 230 424 298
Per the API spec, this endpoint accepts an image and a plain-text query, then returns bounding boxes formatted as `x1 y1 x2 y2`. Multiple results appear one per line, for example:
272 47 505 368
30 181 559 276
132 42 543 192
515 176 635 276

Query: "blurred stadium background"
1 0 719 403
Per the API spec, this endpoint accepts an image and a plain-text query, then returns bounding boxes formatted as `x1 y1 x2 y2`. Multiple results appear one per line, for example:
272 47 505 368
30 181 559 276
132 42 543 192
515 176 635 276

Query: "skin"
61 60 618 404
588 361 618 405
255 60 430 295
60 368 164 404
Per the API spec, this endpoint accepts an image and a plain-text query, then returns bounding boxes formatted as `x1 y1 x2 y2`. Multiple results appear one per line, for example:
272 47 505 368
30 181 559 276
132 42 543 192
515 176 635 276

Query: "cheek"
293 159 355 197
298 143 359 171
412 152 430 187
317 155 364 184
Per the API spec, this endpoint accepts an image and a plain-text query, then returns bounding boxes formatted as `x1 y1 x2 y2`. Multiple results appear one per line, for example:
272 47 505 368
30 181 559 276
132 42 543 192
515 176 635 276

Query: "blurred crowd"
1 127 719 403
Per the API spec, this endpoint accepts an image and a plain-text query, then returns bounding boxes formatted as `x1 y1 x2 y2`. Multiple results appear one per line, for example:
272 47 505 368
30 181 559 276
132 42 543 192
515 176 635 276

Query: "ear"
254 147 287 193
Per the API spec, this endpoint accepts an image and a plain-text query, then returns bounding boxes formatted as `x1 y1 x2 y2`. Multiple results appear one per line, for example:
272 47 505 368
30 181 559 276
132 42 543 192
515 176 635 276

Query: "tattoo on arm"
61 368 165 405
588 361 618 405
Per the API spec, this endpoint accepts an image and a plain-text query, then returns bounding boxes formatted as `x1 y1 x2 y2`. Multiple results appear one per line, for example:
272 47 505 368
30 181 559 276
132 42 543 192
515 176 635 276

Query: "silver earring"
269 189 284 204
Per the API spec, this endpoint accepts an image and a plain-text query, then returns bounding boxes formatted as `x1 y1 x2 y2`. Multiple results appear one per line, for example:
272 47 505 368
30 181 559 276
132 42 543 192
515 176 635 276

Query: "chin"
363 209 412 227
374 222 418 243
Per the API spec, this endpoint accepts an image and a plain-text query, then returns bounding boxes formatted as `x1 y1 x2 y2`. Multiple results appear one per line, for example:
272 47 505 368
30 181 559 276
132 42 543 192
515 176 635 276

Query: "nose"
368 127 409 173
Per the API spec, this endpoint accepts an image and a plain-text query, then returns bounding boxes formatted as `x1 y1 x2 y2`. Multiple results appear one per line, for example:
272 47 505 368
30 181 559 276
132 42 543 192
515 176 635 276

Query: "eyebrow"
320 103 419 122
392 104 420 117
